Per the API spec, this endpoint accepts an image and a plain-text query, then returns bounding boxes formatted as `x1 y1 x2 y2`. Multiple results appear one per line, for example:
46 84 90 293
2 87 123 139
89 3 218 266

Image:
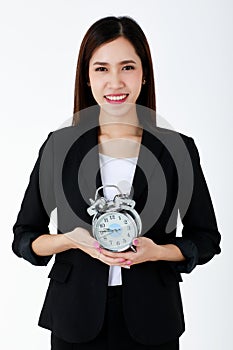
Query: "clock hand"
98 228 122 238
100 228 121 231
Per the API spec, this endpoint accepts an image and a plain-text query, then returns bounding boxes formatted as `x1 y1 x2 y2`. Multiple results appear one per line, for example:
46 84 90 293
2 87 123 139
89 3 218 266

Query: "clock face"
93 211 137 251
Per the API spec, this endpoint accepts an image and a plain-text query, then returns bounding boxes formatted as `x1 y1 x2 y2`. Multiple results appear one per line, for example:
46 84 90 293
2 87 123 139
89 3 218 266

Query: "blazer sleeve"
12 132 55 266
169 137 221 273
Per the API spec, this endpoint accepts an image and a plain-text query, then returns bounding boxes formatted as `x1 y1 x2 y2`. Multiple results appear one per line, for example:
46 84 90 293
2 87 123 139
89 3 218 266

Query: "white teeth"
105 94 127 101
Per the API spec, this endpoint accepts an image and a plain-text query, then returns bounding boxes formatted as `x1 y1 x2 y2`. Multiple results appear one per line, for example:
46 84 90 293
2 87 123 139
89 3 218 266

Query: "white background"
1 0 232 349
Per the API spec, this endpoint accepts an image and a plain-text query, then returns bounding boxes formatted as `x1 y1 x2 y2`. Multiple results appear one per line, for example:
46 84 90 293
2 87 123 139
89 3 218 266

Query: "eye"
122 65 135 71
95 67 107 72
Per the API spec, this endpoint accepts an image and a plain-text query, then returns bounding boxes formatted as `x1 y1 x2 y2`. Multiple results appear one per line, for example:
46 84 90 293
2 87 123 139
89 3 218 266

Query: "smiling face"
88 37 144 109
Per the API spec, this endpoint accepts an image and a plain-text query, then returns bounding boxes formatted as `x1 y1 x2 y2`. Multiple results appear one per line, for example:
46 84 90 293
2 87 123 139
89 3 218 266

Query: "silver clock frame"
87 185 142 252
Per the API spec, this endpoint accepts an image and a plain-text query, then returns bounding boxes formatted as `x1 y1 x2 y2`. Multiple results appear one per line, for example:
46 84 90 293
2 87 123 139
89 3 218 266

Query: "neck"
99 104 142 137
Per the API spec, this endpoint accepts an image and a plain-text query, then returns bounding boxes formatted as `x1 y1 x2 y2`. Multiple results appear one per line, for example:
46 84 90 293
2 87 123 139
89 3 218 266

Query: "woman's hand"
100 238 186 267
65 230 185 267
31 229 185 267
64 227 128 266
99 237 163 267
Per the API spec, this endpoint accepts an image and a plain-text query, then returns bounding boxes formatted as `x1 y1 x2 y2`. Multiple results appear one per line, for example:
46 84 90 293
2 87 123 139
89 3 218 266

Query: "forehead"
89 37 140 63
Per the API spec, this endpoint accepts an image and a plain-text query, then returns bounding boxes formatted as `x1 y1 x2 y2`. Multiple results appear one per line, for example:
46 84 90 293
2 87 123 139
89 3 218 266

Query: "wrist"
149 243 166 261
61 233 77 250
156 245 169 261
158 244 186 262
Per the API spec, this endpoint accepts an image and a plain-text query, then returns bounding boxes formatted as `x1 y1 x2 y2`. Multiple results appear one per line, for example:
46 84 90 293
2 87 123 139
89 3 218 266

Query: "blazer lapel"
130 128 164 203
74 125 101 202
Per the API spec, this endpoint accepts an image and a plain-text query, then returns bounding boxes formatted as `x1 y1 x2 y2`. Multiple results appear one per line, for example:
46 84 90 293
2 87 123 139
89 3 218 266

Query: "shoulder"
143 125 202 170
149 125 193 142
146 125 196 152
46 125 90 149
50 125 83 139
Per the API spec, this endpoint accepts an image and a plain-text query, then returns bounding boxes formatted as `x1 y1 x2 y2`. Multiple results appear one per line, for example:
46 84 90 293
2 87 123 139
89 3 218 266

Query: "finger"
93 241 100 249
102 247 136 257
100 249 134 263
133 238 140 246
99 248 121 258
122 260 133 266
99 254 126 265
96 248 121 264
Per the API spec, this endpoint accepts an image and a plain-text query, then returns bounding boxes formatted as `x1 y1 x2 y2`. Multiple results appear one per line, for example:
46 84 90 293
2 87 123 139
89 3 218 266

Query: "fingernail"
133 239 139 245
94 242 100 249
119 258 125 262
126 261 132 265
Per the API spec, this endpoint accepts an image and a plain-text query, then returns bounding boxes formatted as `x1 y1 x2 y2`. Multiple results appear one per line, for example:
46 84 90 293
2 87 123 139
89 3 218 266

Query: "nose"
107 71 124 89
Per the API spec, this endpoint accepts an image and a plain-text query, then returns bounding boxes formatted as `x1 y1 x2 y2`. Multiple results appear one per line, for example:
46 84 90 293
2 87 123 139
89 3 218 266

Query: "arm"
166 137 221 273
31 227 130 266
12 133 55 265
100 137 221 271
12 133 135 267
31 233 73 256
99 238 186 266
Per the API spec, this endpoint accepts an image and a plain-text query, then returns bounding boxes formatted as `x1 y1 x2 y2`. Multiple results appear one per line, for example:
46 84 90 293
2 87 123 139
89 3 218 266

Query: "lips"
104 94 129 104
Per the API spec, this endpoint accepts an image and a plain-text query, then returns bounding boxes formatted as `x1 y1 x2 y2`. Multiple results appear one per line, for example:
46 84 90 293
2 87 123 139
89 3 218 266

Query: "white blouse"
99 153 138 286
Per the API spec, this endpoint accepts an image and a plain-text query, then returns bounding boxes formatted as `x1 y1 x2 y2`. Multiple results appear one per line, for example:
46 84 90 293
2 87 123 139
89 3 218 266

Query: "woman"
12 16 221 349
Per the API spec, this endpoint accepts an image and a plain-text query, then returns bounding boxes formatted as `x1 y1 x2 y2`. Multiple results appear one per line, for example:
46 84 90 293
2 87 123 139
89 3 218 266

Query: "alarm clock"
87 185 142 252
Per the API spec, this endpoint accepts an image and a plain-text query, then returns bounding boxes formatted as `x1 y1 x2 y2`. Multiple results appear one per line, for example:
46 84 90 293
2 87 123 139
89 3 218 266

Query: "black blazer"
12 118 221 346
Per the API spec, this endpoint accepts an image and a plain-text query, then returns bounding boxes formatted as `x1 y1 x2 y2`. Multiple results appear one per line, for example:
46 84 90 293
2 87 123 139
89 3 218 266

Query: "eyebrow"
93 59 137 66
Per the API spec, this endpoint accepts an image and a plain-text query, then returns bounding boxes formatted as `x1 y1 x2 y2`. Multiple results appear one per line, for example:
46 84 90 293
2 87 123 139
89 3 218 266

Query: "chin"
100 102 135 117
